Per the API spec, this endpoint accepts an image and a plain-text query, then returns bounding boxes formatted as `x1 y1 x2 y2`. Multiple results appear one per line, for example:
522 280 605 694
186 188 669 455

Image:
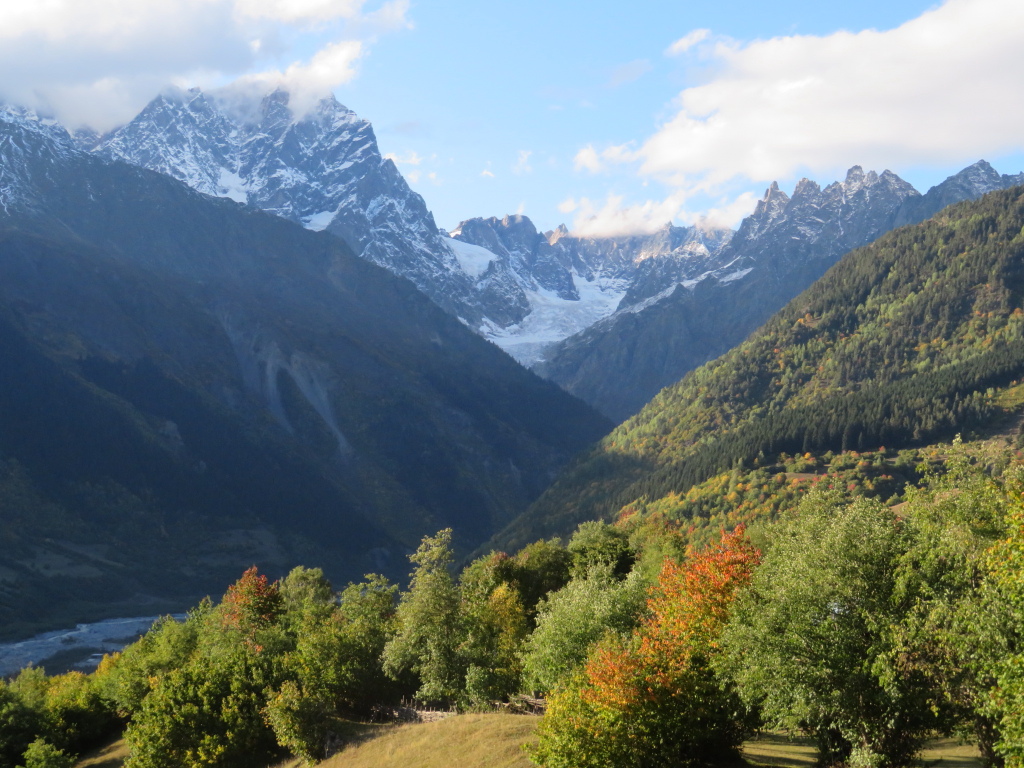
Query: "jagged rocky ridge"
447 215 734 365
0 105 611 635
86 87 736 364
535 162 1024 421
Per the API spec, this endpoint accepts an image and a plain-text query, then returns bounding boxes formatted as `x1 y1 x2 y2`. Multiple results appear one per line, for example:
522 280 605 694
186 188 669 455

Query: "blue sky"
345 0 958 231
2 0 1022 235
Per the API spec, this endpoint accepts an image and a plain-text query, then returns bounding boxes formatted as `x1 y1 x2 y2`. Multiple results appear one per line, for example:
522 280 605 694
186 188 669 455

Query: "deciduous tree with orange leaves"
220 566 284 646
530 527 760 768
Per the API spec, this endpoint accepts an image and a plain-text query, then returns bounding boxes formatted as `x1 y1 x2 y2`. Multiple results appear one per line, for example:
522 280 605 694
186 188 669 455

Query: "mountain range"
4 84 1023 637
534 162 1024 420
85 87 738 370
84 88 1024 422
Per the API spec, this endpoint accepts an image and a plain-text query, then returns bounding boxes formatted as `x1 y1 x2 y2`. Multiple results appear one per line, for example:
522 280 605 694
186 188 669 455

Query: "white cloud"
574 145 603 173
384 150 422 166
567 0 1024 237
234 0 366 23
367 0 413 32
666 29 710 56
699 192 760 228
601 143 637 165
0 0 407 130
231 39 364 117
639 0 1024 186
513 150 533 175
568 192 691 238
481 169 495 178
575 143 639 174
562 186 762 236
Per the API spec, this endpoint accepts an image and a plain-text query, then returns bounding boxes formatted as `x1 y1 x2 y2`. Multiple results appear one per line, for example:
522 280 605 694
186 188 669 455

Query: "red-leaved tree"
221 566 284 648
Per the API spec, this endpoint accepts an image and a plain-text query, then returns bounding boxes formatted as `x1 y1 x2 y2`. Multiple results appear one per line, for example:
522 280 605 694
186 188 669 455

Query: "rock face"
0 105 611 635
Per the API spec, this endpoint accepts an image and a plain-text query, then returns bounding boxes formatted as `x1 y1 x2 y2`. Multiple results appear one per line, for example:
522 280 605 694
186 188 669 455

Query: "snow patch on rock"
444 236 497 278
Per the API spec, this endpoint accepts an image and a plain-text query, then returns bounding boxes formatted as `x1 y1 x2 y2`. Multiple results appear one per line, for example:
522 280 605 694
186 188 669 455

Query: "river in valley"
0 615 186 677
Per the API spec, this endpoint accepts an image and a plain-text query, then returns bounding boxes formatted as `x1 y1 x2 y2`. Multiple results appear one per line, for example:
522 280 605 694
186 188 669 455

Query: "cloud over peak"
640 0 1024 185
0 0 408 131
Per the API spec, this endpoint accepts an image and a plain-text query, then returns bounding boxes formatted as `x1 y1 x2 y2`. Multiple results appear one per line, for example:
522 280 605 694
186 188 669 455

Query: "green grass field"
75 717 985 768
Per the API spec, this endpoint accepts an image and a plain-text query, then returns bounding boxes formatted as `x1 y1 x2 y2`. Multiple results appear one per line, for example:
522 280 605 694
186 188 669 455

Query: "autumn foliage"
531 527 760 768
220 566 284 644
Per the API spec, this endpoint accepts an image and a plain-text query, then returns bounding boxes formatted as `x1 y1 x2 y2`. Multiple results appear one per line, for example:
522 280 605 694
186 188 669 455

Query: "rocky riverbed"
0 615 185 677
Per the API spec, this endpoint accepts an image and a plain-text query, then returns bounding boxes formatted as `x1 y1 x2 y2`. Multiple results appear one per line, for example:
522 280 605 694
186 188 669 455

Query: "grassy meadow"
73 717 984 768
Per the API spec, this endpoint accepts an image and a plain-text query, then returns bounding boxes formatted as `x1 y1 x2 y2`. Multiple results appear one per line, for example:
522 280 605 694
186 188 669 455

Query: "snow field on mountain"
304 209 337 231
483 273 629 366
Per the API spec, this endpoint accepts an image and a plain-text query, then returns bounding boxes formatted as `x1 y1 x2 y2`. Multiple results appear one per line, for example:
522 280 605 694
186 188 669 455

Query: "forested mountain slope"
491 185 1024 550
537 162 1024 422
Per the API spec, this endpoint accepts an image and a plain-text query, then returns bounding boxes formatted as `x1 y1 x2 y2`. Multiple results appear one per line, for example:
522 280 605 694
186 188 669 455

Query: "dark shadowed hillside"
0 108 610 638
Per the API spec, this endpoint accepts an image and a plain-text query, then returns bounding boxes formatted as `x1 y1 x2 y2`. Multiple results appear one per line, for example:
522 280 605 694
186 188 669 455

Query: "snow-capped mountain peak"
90 87 487 323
